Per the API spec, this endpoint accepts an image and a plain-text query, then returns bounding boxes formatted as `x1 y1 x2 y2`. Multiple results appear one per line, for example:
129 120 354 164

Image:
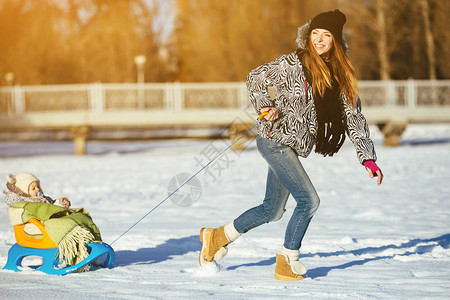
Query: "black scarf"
298 50 346 157
313 66 346 157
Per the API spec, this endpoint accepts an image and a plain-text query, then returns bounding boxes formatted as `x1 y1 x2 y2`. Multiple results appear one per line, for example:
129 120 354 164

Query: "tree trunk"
376 0 390 80
419 0 436 80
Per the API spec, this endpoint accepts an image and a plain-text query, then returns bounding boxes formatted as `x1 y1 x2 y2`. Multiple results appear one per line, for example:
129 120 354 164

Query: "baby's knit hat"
6 172 40 195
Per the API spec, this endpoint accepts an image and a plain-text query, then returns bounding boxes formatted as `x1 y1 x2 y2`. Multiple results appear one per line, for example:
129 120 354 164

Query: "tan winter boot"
199 226 229 267
275 248 307 281
199 222 241 267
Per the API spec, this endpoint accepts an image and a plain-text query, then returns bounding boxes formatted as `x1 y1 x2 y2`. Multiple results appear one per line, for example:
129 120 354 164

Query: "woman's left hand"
366 168 383 186
364 160 383 186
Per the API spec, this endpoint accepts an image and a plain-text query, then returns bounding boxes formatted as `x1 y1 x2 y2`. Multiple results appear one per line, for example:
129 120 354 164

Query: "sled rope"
110 117 264 246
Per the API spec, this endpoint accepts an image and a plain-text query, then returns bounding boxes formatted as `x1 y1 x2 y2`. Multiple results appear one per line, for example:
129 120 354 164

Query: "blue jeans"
233 136 320 250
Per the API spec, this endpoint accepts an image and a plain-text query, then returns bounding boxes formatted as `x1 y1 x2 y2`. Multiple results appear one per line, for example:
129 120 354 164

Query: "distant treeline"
0 0 448 85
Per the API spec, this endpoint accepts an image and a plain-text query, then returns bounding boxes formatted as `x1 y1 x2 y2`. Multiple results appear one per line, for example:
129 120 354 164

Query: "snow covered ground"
0 124 449 299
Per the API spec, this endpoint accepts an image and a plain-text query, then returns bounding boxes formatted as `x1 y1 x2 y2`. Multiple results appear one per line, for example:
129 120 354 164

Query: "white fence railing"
0 80 449 116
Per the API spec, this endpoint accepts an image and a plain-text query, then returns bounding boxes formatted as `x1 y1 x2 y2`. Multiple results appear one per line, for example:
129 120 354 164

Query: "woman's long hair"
302 34 358 108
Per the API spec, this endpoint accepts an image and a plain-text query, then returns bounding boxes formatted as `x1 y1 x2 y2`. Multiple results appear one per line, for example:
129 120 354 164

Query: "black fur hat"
296 9 349 53
310 9 346 42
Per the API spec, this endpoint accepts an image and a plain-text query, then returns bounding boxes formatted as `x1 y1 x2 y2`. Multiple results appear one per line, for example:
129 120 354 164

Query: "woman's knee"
309 194 320 215
257 204 285 224
268 208 286 222
295 190 320 213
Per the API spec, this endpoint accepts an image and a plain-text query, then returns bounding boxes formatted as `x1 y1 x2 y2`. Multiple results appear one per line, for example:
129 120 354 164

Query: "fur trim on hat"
6 182 27 197
6 174 16 185
6 173 39 196
295 19 349 54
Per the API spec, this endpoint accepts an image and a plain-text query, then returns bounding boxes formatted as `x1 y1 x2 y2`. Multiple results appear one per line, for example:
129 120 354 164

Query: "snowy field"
0 124 449 299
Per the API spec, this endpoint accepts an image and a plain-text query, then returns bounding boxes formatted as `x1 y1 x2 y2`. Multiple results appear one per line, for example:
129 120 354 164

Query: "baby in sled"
4 172 102 270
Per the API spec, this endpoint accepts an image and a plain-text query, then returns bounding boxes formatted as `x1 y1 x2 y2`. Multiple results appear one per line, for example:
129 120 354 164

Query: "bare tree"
69 0 159 83
0 0 448 84
376 0 390 80
172 0 335 82
420 0 436 80
0 0 162 84
432 0 450 79
343 0 444 80
0 0 67 84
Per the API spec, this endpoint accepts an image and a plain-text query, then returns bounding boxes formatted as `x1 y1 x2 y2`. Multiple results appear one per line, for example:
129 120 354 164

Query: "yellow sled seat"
13 217 57 249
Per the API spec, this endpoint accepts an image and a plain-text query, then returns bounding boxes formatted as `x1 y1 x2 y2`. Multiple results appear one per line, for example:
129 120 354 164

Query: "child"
4 172 71 208
4 172 103 272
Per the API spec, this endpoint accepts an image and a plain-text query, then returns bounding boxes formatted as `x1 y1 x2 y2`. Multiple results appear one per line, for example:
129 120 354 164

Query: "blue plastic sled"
3 218 115 275
3 242 115 275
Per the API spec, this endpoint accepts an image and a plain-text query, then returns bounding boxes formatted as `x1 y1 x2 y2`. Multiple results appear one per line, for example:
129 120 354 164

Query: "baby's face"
28 181 42 197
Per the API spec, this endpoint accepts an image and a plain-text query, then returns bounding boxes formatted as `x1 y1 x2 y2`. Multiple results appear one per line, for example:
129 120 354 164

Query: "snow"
0 124 449 299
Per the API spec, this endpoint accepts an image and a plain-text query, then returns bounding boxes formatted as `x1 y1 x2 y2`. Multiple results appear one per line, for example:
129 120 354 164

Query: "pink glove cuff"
363 160 380 174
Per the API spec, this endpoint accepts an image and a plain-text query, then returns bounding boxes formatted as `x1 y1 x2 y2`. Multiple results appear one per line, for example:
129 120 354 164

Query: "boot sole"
199 228 205 243
275 273 304 281
199 228 207 267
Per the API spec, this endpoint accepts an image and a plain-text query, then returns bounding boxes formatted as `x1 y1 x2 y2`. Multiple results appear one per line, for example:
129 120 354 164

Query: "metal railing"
0 80 449 116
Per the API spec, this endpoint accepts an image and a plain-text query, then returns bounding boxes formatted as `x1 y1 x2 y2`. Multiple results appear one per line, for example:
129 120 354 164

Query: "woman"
199 9 383 281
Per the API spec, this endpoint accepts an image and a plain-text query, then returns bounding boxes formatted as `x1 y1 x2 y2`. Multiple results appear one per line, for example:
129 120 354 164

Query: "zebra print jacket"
247 51 377 164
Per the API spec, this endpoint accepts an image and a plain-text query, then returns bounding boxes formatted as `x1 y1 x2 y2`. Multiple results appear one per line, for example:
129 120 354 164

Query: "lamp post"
134 55 147 109
4 72 14 85
134 55 147 84
4 73 14 115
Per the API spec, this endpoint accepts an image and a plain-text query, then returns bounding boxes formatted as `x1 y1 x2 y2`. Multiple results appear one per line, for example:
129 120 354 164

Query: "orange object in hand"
259 111 269 120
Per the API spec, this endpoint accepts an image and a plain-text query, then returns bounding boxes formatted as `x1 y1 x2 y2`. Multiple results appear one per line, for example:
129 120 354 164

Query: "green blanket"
11 202 102 266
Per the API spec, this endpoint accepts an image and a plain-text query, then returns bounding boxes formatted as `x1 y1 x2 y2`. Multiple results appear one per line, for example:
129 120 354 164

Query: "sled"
3 217 115 275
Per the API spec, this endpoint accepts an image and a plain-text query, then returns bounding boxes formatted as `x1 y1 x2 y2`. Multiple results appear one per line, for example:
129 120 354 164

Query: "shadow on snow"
112 233 449 278
114 235 201 267
227 234 450 278
401 137 450 146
